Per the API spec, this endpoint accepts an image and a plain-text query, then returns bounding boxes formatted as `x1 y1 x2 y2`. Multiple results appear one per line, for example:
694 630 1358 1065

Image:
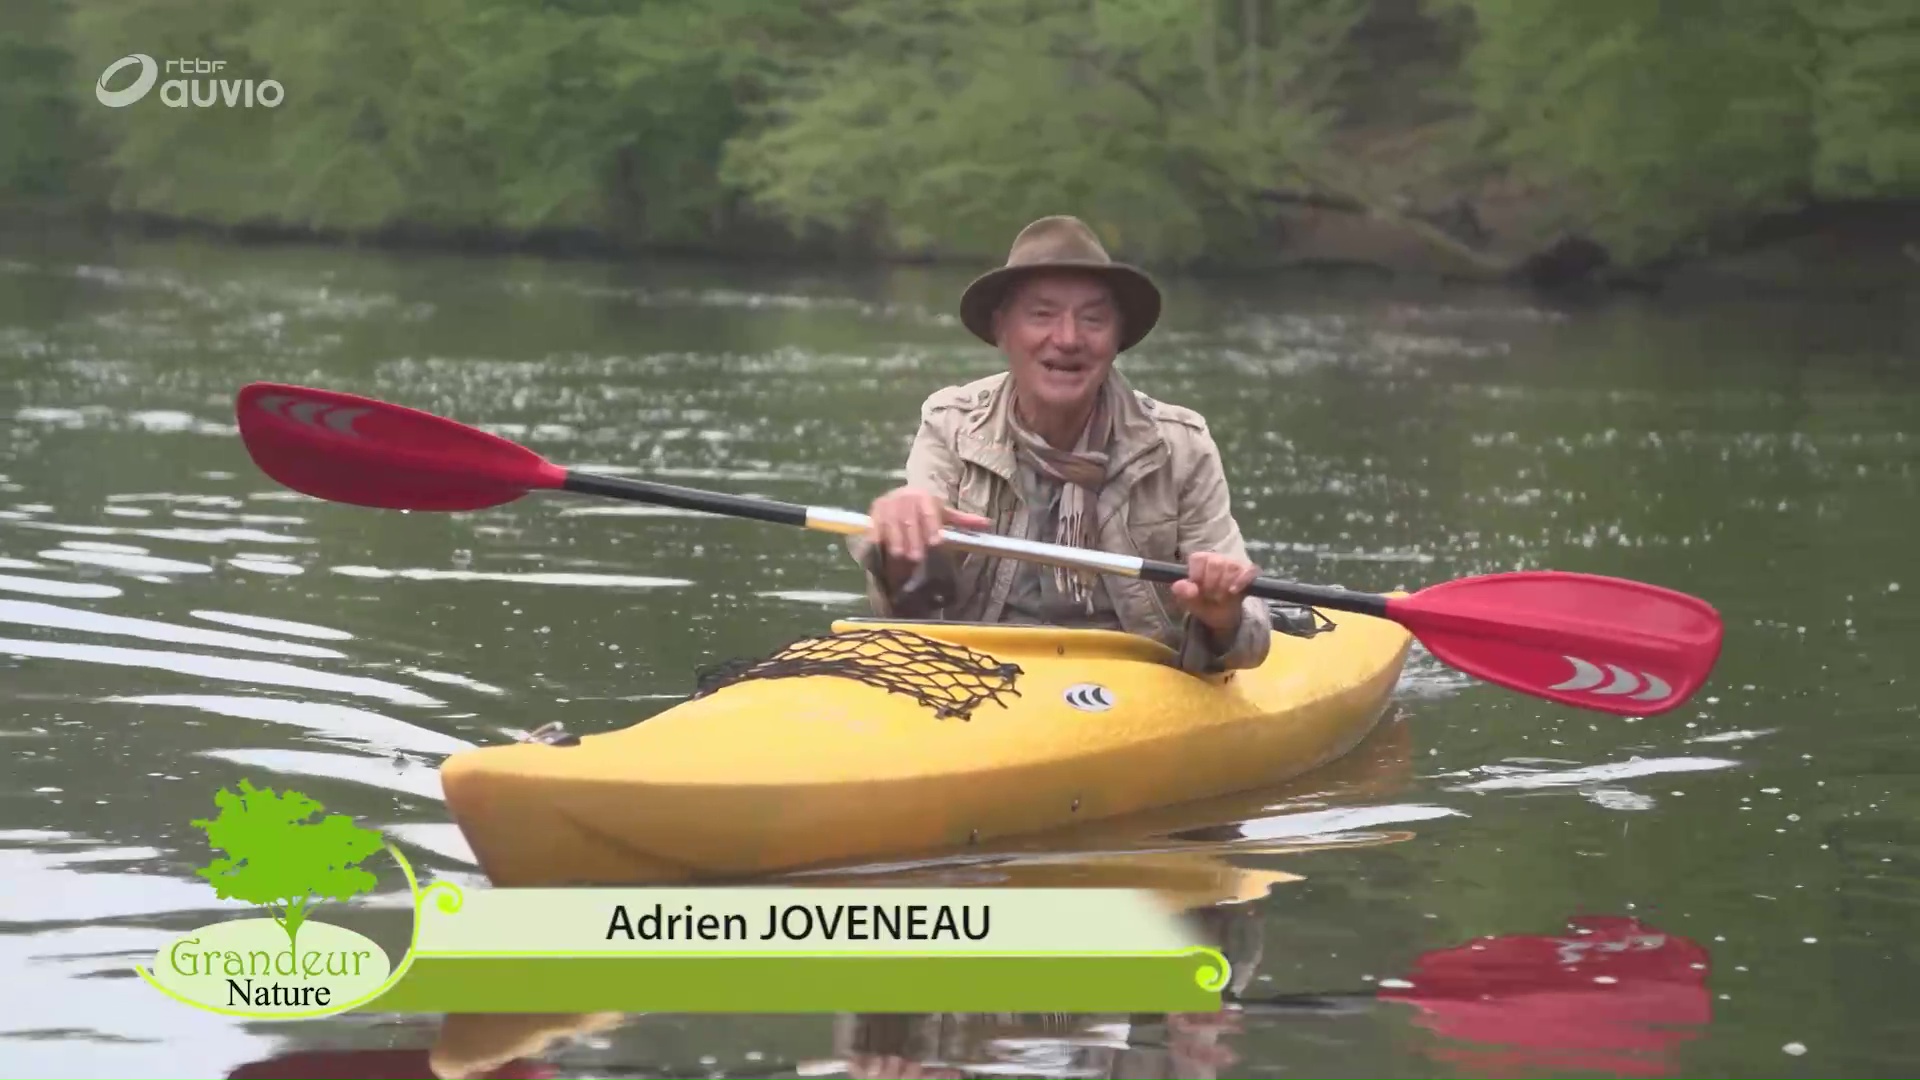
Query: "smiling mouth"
1040 360 1088 375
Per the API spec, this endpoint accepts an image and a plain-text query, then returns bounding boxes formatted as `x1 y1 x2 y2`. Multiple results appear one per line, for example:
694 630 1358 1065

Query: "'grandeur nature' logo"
96 54 283 109
136 780 415 1017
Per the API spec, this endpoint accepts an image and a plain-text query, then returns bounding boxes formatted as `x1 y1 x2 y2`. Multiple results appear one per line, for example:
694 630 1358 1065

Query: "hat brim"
959 262 1162 353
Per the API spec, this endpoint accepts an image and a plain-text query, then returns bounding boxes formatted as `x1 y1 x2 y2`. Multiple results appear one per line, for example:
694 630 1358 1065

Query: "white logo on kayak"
254 394 370 438
1548 656 1672 702
1063 684 1114 712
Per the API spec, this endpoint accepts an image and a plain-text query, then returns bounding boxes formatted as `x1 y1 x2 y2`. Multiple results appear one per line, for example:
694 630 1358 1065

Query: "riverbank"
6 194 1914 305
13 0 1916 302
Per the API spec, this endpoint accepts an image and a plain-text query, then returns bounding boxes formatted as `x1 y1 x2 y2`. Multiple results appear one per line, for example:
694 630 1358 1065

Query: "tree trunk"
1241 0 1260 116
1196 0 1222 107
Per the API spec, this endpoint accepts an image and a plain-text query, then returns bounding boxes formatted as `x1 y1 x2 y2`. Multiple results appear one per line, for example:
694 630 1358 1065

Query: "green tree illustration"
190 779 384 952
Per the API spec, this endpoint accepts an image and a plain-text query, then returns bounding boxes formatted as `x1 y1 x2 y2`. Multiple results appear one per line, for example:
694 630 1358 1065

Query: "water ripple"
0 599 343 659
1442 756 1740 792
331 566 692 588
0 637 442 707
198 748 446 800
0 574 123 599
187 610 352 640
104 693 473 756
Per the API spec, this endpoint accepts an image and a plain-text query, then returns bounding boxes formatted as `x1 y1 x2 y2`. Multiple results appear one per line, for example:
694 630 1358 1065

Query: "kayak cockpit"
827 617 1179 665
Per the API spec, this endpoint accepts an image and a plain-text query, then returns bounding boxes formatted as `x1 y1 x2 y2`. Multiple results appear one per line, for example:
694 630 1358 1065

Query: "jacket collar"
955 368 1167 482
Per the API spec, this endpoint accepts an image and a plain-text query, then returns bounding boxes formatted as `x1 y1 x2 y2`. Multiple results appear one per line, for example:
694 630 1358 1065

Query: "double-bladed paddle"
232 382 1724 717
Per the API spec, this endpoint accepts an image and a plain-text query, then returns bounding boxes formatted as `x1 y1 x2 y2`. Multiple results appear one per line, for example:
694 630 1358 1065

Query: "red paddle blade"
234 382 567 511
1385 571 1723 717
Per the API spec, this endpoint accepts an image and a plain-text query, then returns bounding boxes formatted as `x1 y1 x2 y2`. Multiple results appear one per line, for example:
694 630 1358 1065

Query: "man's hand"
865 486 992 585
1170 551 1260 640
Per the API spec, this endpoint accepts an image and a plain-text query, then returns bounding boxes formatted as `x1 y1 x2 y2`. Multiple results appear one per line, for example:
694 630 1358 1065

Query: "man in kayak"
852 214 1271 674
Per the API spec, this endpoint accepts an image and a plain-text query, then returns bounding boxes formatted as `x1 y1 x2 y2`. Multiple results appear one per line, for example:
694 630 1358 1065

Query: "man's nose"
1051 313 1082 349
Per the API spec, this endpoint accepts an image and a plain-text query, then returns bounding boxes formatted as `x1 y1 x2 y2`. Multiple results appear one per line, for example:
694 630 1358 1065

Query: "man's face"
994 272 1121 415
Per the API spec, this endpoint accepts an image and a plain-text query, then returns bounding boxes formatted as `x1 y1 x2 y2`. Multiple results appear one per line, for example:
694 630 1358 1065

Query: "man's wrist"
1200 607 1241 646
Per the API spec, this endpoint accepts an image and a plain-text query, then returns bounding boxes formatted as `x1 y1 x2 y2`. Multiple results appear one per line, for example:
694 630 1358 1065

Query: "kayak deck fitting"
438 605 1414 887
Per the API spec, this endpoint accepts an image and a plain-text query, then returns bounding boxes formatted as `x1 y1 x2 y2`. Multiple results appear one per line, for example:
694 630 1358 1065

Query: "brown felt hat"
959 216 1162 353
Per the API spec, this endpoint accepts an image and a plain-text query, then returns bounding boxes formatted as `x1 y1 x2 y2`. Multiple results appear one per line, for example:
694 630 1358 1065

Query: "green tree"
0 0 86 201
21 0 1919 269
1802 0 1920 199
191 779 385 952
719 0 1368 265
1445 0 1920 264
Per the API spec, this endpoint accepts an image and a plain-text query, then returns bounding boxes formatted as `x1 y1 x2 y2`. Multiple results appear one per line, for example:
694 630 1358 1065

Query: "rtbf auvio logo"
136 780 399 1017
95 54 284 109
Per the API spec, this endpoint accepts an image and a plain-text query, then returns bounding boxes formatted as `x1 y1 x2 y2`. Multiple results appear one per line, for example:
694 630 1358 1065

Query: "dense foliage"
1448 0 1920 261
10 0 1918 268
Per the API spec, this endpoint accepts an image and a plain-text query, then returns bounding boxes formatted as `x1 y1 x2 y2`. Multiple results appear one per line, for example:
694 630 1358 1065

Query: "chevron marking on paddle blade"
1549 655 1673 702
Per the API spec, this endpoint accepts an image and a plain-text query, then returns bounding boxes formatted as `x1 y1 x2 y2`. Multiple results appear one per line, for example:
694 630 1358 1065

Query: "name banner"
139 845 1231 1018
431 886 1192 952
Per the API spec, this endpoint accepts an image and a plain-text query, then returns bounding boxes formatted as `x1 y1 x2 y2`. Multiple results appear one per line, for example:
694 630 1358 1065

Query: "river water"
0 227 1914 1078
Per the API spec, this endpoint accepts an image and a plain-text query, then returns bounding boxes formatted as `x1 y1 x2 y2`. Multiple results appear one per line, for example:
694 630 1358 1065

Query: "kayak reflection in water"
837 1011 1244 1080
216 909 1708 1078
849 215 1273 676
835 902 1264 1080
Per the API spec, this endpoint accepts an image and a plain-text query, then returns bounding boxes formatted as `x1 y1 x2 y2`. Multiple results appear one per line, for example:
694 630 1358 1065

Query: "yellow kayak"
438 611 1413 887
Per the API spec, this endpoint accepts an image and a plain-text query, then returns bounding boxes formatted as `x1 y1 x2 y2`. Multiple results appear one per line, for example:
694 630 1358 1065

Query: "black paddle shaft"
562 470 809 526
560 470 1394 618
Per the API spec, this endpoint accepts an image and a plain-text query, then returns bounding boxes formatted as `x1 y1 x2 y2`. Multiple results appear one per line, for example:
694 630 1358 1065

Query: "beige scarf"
1005 379 1116 611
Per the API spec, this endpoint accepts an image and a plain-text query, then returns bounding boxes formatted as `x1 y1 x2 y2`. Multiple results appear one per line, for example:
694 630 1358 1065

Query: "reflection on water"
106 694 474 757
198 748 450 801
0 925 284 1080
331 567 696 588
0 572 123 598
188 610 356 640
1379 916 1711 1079
36 543 215 576
204 907 1713 1080
1439 756 1742 793
0 598 345 658
0 636 444 707
0 835 257 923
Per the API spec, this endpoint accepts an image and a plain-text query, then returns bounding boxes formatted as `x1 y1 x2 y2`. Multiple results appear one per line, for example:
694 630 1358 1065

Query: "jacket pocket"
1126 513 1179 563
953 470 999 520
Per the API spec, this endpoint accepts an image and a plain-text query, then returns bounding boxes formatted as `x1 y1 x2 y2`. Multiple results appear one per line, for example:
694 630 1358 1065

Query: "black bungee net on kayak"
515 609 1333 745
689 628 1024 721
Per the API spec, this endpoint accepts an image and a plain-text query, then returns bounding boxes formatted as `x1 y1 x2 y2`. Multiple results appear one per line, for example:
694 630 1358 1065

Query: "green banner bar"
360 951 1227 1013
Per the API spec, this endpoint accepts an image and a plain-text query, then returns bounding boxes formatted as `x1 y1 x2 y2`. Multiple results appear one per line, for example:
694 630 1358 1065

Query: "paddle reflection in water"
1375 915 1712 1079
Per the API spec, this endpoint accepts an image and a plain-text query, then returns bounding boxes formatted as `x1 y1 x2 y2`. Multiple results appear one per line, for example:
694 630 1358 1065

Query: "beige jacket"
848 369 1271 674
